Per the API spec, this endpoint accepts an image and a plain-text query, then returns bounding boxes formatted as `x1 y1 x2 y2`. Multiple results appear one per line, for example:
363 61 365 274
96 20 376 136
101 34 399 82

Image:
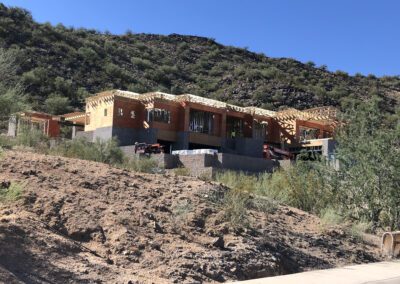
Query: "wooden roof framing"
85 90 338 127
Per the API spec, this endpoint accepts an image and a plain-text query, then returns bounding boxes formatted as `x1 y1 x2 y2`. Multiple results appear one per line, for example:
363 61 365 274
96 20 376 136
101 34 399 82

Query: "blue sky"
3 0 400 76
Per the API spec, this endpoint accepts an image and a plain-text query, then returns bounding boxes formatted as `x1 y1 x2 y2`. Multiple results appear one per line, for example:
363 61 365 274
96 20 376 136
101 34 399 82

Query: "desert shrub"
0 135 15 149
0 182 25 203
198 171 211 181
319 208 344 231
247 195 277 214
51 137 123 164
215 171 257 193
222 189 250 228
215 161 334 215
347 221 371 241
131 57 152 70
173 167 190 176
261 159 334 215
171 199 193 232
120 155 159 173
16 125 49 148
215 171 276 228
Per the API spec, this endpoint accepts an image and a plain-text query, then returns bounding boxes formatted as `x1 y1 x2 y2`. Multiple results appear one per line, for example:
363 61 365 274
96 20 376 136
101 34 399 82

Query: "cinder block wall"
119 147 282 177
170 153 280 174
119 148 179 169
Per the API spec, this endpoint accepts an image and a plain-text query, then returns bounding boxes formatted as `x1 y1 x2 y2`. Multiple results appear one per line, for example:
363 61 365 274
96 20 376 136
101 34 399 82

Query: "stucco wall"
85 98 114 132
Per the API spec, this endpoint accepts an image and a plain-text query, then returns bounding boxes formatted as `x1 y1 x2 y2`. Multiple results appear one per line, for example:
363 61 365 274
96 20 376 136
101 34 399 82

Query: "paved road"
239 261 400 284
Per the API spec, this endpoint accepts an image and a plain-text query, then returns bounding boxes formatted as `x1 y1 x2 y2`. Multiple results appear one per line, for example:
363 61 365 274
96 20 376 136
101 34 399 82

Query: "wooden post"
183 105 190 132
221 111 227 138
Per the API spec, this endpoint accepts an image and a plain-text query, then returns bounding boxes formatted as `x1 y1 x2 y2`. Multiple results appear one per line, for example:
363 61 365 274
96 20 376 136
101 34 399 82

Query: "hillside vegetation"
0 3 399 115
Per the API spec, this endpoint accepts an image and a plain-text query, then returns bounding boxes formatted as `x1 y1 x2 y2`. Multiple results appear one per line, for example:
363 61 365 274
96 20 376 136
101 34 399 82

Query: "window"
146 108 171 123
253 121 267 139
117 108 123 117
104 109 107 116
189 110 214 134
226 117 244 138
130 110 136 119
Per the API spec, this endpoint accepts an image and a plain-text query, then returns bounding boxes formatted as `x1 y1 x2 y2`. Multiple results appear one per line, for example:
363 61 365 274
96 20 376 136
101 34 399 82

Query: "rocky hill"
0 3 399 115
0 150 381 283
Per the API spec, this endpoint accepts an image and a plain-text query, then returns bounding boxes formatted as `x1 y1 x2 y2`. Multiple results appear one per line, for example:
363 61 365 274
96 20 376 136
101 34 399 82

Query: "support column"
183 106 190 132
72 125 76 139
174 103 190 150
221 111 227 138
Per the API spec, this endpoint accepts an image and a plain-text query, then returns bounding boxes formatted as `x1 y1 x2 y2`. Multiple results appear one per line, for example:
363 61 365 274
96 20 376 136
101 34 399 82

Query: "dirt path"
0 150 382 283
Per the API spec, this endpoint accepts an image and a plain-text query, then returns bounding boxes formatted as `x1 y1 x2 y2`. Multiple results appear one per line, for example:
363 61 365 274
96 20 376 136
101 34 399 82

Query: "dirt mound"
0 150 381 283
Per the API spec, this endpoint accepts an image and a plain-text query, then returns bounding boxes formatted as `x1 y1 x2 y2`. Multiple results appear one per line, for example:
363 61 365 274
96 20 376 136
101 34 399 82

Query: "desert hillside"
0 150 381 283
0 3 399 115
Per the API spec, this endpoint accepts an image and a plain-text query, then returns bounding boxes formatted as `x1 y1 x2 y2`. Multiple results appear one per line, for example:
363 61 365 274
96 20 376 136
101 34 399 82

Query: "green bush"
248 195 277 214
320 208 344 231
264 160 334 215
0 182 25 203
50 137 123 164
214 171 277 228
0 135 16 149
222 189 250 229
215 171 257 193
120 155 159 173
44 93 72 114
16 125 49 148
173 167 190 176
347 221 371 241
335 97 400 229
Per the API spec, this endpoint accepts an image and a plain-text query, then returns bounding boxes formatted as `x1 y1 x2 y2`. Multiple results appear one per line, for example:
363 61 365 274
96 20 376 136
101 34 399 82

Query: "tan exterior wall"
85 99 114 131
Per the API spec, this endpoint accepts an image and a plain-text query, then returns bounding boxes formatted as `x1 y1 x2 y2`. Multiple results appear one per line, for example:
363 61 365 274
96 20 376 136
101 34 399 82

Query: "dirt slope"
0 150 381 283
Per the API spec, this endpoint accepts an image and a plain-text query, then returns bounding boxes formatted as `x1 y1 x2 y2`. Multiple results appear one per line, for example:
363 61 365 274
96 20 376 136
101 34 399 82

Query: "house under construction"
78 90 339 159
8 111 85 139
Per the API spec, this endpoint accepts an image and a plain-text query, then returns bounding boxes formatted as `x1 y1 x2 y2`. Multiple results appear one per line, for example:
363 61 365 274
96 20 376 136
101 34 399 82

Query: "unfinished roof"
245 107 276 117
62 112 85 119
275 107 339 122
85 90 338 123
303 106 338 120
62 112 86 125
140 91 177 103
176 94 227 109
113 90 141 100
86 90 140 102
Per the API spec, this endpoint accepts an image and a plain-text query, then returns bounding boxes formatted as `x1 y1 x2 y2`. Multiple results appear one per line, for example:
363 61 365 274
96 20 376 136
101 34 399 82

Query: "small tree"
0 49 29 130
44 94 72 114
335 97 400 229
